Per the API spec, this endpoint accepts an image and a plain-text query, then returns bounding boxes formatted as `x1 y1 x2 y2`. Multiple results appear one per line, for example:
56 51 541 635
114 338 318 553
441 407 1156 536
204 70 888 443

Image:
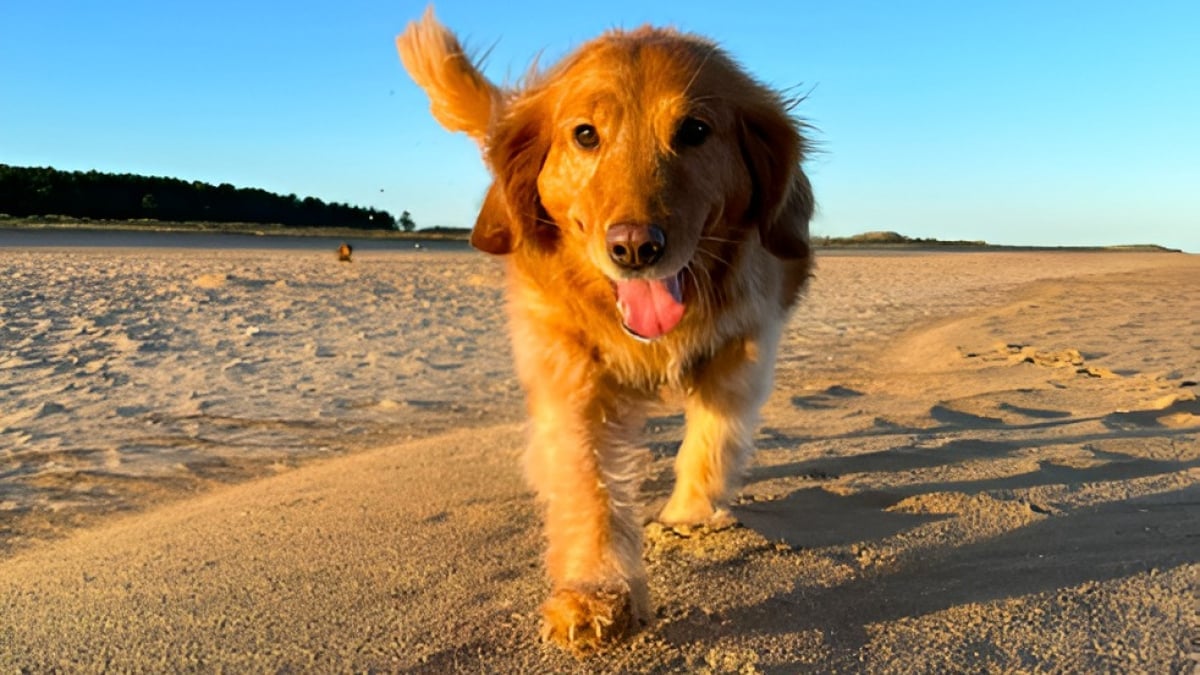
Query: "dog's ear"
396 7 499 146
398 8 545 256
471 182 516 254
765 172 814 260
739 100 813 259
475 93 555 255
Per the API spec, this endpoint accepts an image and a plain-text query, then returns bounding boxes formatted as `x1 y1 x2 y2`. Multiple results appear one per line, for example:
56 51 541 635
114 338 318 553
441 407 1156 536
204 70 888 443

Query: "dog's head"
399 13 812 340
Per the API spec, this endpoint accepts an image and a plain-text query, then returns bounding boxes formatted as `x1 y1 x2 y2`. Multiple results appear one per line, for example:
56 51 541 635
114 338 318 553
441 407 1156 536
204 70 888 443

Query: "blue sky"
2 1 1197 251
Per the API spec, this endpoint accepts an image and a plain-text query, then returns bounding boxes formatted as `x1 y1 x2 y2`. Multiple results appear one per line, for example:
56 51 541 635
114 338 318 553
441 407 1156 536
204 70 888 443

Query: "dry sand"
1 244 1197 672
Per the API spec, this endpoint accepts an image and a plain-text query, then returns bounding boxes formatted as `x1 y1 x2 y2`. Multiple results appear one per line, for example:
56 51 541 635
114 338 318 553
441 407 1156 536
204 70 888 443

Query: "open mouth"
614 272 685 341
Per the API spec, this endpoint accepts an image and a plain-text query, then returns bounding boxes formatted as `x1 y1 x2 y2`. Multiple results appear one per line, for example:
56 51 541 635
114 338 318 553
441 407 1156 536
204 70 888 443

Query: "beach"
1 241 1197 671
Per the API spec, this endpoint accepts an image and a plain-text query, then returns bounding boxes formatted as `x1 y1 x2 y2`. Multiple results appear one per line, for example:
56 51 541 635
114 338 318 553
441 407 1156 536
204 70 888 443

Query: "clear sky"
2 1 1197 251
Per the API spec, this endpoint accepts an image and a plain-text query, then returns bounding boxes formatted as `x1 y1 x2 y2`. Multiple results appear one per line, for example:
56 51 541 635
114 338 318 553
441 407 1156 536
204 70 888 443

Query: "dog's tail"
396 7 500 145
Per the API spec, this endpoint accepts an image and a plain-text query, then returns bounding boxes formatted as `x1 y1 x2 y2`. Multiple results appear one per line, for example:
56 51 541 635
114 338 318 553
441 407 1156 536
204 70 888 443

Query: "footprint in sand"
790 384 865 410
1104 392 1200 430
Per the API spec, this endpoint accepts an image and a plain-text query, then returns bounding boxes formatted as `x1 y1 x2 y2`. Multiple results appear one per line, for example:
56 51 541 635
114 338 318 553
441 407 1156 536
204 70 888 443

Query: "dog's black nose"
606 222 665 270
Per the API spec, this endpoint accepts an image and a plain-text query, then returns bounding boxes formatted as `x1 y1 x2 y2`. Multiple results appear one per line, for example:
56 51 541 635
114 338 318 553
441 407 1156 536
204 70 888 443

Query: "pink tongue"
615 274 685 340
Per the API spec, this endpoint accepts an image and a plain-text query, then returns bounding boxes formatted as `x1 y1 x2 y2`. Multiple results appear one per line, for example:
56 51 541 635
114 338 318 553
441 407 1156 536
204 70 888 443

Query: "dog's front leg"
516 333 650 652
659 326 781 526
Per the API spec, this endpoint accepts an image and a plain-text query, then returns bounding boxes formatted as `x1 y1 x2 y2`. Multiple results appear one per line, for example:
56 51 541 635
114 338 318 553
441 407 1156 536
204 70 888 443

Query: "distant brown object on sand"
337 243 353 262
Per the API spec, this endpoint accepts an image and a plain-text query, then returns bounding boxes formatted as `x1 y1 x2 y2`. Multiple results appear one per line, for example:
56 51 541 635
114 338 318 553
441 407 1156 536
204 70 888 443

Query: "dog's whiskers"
693 246 733 269
683 261 717 313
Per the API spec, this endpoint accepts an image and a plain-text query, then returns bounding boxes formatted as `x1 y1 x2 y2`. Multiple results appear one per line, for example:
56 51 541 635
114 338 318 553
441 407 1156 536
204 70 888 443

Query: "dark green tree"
0 164 400 231
398 210 416 232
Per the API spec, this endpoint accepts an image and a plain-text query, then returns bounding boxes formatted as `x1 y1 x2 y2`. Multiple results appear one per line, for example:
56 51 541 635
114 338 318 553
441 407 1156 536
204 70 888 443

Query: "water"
0 227 472 252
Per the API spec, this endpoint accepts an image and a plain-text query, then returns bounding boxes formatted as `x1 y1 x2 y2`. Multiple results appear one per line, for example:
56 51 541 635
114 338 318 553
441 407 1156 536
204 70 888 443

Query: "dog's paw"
657 495 737 530
540 586 635 654
647 512 738 542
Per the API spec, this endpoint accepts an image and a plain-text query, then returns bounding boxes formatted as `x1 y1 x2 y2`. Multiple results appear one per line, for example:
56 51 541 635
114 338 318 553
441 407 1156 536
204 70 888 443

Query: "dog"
337 242 353 262
397 9 813 653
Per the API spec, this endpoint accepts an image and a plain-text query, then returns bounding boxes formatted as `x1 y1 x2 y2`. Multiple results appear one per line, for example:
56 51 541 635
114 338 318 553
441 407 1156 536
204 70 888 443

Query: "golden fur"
397 8 813 653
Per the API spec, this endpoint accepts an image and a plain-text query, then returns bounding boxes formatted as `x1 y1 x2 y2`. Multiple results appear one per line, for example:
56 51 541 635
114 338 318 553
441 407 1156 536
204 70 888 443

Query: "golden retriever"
397 8 813 653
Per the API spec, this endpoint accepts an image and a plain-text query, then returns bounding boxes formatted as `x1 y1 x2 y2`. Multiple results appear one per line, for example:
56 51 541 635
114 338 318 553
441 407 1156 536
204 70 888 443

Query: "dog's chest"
598 333 716 393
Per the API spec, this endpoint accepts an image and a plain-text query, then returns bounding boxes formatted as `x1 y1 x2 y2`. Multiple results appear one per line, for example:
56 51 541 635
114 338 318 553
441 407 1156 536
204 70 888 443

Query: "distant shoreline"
0 217 467 241
0 225 472 252
816 241 1182 253
0 218 1182 253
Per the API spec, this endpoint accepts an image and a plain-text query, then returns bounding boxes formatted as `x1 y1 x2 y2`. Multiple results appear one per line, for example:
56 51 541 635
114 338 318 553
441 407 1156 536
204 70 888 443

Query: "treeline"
0 164 397 230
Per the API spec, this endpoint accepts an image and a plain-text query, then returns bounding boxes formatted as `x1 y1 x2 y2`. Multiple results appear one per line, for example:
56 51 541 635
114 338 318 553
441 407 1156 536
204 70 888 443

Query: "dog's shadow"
639 401 1200 668
651 479 1199 671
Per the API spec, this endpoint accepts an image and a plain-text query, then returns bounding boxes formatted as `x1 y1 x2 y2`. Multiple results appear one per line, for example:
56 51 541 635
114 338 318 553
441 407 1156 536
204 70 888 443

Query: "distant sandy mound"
847 230 909 244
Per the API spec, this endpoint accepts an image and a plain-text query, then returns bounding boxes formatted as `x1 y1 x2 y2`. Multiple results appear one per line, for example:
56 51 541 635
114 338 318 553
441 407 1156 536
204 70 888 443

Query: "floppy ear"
471 182 515 254
398 8 544 256
739 101 814 259
396 7 499 145
767 172 814 260
474 93 556 255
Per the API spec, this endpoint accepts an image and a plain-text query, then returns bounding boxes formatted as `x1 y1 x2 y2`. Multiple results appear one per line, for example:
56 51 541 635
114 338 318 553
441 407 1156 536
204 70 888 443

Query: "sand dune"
1 246 1197 671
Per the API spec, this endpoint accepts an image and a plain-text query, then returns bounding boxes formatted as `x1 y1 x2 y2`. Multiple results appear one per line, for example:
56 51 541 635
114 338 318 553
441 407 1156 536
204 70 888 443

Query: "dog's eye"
674 117 710 148
574 124 600 150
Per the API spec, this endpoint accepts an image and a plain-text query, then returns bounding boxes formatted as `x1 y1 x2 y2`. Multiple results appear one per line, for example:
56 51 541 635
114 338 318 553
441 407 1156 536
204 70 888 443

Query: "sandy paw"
647 513 738 543
657 494 738 532
540 586 635 654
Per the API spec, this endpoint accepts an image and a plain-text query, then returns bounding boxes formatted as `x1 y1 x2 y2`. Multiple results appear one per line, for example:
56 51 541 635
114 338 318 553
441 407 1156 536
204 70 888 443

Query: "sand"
1 244 1197 672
